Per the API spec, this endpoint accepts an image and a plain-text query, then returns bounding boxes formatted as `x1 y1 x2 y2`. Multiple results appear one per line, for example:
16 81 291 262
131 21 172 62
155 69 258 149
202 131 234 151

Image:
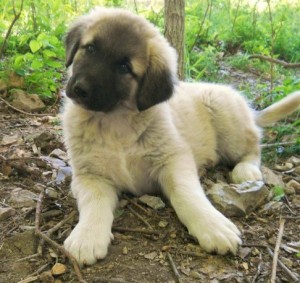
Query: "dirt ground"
0 84 300 283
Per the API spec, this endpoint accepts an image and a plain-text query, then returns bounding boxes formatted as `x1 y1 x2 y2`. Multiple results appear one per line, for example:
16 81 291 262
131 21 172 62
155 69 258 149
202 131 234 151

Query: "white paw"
188 208 242 255
231 162 263 184
64 223 113 265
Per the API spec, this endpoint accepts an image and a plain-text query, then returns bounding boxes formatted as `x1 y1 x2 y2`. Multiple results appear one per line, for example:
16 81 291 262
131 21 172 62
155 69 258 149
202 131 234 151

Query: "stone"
51 263 67 275
8 72 25 88
286 180 300 194
9 89 45 112
274 163 293 171
207 181 268 216
1 133 20 146
8 188 37 208
287 156 300 166
0 79 8 92
261 166 285 188
139 195 165 210
0 207 16 221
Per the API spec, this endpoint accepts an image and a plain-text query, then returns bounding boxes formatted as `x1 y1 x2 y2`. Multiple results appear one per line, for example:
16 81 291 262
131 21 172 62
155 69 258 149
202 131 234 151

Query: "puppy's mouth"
66 81 118 112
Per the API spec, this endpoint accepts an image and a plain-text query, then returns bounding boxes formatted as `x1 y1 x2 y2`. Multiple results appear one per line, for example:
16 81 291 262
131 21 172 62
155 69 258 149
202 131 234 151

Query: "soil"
0 81 300 283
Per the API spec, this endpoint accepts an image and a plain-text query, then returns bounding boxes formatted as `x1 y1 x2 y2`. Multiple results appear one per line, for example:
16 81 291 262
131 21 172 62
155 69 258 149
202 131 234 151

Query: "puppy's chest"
74 115 154 193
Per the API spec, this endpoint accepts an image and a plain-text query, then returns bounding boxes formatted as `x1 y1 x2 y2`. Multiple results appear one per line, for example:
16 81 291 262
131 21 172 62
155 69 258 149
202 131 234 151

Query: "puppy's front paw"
231 162 263 183
189 209 242 255
64 223 113 265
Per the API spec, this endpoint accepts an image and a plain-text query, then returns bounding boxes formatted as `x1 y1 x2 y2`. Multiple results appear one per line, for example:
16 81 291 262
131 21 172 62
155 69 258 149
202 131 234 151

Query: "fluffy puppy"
62 7 300 265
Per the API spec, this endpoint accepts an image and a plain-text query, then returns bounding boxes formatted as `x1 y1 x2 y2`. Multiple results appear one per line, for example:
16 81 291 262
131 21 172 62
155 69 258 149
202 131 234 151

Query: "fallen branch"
251 253 262 283
260 141 297 149
166 252 181 283
249 54 300 68
271 218 285 283
123 195 151 216
35 192 86 283
242 243 299 282
112 226 160 235
0 96 55 117
127 205 153 230
267 247 299 282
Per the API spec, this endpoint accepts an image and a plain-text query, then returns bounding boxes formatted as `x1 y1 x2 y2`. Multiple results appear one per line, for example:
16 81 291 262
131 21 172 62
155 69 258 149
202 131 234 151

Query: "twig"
260 141 297 148
178 250 204 257
93 277 128 283
267 247 299 282
127 205 153 230
46 210 77 237
0 96 55 117
28 262 50 276
112 226 160 235
166 252 181 283
251 253 262 283
16 253 39 262
35 192 86 283
249 54 300 68
16 276 39 283
271 218 285 283
123 195 151 216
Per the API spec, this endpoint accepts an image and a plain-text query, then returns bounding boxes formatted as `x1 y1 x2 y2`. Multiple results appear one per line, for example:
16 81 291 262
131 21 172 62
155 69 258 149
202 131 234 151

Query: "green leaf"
31 59 44 69
273 186 285 201
29 40 42 53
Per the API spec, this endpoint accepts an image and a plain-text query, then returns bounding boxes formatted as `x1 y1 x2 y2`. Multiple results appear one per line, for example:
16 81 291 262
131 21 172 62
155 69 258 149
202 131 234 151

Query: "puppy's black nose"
73 82 88 98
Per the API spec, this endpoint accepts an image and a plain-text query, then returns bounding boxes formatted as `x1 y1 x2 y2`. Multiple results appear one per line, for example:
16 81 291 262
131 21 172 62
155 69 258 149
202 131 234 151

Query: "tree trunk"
164 0 185 80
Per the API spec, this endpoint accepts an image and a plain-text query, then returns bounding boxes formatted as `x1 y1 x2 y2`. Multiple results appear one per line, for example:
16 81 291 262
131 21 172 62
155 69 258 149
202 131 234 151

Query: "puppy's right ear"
65 23 83 68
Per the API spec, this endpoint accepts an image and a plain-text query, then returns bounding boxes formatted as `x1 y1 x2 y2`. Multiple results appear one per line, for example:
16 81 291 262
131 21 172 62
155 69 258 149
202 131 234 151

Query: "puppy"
62 7 300 265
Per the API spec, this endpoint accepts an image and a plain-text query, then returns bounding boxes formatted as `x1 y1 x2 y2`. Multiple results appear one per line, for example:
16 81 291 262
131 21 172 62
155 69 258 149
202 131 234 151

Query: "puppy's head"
65 7 178 112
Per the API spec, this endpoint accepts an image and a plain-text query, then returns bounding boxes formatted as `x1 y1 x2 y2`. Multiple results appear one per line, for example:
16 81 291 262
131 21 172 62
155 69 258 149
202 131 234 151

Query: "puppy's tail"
255 91 300 127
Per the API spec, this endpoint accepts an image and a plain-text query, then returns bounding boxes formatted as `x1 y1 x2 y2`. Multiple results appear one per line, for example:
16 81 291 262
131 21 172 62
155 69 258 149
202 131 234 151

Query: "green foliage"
272 186 285 201
1 0 299 103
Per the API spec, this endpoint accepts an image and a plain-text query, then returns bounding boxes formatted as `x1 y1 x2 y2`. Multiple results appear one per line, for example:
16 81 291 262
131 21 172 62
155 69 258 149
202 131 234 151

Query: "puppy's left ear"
137 39 178 111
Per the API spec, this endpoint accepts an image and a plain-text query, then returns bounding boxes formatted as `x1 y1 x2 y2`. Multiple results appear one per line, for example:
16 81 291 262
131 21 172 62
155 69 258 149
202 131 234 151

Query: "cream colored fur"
62 7 300 266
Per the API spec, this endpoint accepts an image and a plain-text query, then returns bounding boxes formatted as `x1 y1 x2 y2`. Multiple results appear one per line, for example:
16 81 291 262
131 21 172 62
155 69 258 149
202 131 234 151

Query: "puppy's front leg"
159 156 242 254
64 176 118 265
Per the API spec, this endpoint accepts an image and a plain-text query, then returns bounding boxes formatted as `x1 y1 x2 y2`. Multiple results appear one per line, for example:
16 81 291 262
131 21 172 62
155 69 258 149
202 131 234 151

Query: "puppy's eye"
85 44 96 54
116 60 131 74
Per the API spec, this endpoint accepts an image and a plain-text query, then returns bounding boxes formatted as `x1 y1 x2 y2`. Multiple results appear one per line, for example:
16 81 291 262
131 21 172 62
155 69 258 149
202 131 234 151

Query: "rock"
207 181 268 216
1 133 20 146
122 246 128 255
51 263 67 275
0 207 16 221
261 166 284 187
139 195 165 210
0 79 8 92
8 72 25 88
49 148 68 161
274 163 293 172
286 180 300 194
158 220 168 228
295 166 300 175
9 89 45 112
287 156 300 166
260 201 283 213
45 187 59 199
144 251 157 260
8 188 37 208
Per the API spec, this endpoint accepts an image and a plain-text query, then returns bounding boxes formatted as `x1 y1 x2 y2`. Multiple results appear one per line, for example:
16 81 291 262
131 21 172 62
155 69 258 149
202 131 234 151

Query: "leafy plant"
273 186 285 201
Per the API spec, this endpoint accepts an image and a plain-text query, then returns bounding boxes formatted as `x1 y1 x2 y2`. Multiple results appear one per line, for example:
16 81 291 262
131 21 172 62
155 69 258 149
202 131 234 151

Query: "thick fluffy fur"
62 7 300 265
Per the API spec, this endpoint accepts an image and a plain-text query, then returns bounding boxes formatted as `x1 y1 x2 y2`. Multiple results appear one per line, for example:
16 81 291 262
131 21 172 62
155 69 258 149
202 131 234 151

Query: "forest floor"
0 66 300 283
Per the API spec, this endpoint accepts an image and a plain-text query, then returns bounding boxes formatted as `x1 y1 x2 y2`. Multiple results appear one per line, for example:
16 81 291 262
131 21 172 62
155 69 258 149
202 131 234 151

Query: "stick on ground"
270 218 285 283
35 192 86 283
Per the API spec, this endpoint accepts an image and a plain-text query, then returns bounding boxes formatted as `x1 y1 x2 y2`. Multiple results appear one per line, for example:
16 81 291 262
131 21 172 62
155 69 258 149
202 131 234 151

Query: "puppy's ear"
137 40 178 111
65 23 83 68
